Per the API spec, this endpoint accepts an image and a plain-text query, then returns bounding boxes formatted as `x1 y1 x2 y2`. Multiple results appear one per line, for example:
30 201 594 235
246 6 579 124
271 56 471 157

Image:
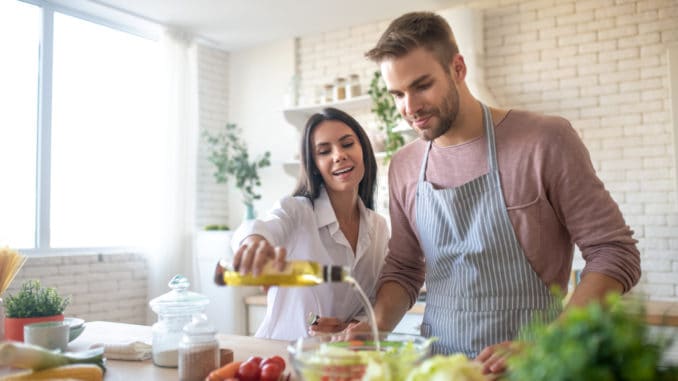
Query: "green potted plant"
3 280 71 342
203 123 271 221
368 70 405 163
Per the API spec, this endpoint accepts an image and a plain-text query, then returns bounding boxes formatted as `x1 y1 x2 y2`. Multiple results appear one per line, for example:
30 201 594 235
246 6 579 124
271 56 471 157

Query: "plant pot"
244 203 256 221
4 314 64 342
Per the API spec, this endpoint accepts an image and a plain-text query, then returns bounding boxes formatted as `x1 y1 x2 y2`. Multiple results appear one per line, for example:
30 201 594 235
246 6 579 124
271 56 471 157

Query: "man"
359 11 641 375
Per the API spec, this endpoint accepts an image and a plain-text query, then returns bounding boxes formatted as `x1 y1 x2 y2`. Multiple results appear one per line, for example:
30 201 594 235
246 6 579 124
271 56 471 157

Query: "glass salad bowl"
287 331 432 381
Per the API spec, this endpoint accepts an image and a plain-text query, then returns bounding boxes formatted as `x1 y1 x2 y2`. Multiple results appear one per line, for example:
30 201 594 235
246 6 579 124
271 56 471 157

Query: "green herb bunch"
4 280 71 318
368 70 404 163
203 123 271 207
508 293 678 381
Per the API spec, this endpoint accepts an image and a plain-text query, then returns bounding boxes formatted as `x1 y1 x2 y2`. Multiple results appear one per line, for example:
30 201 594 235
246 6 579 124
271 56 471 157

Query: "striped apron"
416 103 560 358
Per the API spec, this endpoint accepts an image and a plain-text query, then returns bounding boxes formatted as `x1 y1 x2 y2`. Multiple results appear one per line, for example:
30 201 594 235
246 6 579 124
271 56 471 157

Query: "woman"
230 107 389 341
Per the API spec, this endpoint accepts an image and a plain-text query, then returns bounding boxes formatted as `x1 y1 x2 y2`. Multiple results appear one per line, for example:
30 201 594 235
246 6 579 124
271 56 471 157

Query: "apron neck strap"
481 103 498 171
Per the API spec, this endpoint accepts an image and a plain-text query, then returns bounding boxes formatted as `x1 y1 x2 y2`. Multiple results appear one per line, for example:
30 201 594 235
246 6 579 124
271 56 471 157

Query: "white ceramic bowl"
64 317 86 342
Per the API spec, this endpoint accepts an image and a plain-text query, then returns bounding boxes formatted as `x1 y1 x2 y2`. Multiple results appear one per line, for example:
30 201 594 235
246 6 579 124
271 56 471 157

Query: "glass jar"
333 77 346 102
178 313 219 381
323 84 334 103
149 275 209 368
346 74 361 98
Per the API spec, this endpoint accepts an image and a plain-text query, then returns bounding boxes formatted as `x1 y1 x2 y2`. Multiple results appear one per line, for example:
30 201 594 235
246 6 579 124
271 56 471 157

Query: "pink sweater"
381 109 641 306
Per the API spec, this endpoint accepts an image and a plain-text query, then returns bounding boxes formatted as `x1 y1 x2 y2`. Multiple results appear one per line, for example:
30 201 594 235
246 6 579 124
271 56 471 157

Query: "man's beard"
409 81 460 142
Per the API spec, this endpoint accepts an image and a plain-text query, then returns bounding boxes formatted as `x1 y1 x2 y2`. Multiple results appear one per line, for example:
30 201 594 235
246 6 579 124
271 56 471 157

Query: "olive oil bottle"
213 259 349 286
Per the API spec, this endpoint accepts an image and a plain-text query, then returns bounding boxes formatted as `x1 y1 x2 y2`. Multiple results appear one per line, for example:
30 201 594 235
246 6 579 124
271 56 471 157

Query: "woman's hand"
307 317 353 335
232 235 287 276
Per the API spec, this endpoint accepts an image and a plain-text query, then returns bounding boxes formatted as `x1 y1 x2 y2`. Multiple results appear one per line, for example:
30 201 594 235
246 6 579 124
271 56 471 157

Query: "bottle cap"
323 265 347 282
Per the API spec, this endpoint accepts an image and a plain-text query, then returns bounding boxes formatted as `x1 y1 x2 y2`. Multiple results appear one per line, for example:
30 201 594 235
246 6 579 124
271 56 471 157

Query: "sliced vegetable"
206 360 242 381
404 354 486 381
0 342 105 372
0 363 103 381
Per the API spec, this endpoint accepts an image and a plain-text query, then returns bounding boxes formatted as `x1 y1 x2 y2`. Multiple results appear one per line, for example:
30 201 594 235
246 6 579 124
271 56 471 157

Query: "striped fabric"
415 103 560 358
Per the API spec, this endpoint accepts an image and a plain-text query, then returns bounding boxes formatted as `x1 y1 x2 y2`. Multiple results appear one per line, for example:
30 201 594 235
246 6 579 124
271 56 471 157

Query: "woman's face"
311 120 365 195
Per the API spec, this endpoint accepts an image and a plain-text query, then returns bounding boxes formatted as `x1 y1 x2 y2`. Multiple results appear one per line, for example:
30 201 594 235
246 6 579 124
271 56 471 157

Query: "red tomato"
261 355 286 371
237 360 261 381
260 363 283 381
246 356 263 366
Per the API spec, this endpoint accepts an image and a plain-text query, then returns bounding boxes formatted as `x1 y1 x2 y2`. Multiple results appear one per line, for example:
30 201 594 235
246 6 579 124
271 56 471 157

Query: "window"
0 1 40 248
1 1 166 251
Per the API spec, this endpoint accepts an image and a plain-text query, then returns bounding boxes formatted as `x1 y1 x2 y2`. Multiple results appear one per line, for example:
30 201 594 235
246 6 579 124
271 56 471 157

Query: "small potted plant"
203 123 271 221
368 70 405 163
3 280 71 342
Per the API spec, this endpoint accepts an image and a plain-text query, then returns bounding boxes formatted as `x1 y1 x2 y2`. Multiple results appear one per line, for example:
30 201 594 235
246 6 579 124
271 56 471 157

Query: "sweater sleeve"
377 152 426 307
543 119 641 292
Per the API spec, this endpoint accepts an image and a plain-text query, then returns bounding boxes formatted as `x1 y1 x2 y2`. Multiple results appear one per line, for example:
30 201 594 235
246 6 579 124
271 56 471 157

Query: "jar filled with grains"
323 83 334 103
346 74 361 98
178 313 219 381
333 77 347 101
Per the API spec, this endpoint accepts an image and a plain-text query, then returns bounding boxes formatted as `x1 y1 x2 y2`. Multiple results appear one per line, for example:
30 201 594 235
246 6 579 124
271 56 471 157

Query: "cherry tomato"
246 356 263 366
237 360 261 381
261 355 286 371
260 363 283 381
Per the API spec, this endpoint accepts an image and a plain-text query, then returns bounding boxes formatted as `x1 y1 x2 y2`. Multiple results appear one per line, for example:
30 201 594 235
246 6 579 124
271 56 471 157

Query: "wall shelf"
283 160 300 177
283 95 372 131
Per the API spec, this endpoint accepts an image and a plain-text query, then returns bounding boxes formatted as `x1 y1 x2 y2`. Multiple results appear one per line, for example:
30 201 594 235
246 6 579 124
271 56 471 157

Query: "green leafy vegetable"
507 293 678 381
404 354 486 381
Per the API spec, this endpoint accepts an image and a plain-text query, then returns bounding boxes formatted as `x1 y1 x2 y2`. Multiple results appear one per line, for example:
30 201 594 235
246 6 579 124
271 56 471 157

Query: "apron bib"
415 103 560 358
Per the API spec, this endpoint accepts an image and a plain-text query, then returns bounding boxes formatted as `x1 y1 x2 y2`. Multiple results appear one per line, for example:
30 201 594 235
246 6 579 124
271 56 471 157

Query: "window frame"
17 0 163 255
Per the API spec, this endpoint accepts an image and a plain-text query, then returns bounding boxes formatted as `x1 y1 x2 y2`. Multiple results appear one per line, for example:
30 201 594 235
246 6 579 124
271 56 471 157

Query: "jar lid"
149 274 209 315
183 313 216 336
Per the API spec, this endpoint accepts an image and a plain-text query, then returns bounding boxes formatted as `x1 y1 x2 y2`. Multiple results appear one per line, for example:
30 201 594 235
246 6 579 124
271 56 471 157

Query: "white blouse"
231 187 389 341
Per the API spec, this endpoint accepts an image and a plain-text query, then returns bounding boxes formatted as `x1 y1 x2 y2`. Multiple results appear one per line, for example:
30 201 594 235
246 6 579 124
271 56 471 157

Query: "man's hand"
474 340 523 376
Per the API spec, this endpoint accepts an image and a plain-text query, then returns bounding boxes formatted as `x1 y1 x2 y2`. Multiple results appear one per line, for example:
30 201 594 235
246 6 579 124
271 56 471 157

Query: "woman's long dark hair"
292 107 378 210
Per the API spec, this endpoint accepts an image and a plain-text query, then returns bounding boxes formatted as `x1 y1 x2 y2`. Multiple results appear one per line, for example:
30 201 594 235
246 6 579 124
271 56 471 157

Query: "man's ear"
450 54 467 81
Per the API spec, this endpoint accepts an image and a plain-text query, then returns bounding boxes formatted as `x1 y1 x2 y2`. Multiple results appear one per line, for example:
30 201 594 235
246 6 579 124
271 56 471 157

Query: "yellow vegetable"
0 364 103 381
0 342 105 371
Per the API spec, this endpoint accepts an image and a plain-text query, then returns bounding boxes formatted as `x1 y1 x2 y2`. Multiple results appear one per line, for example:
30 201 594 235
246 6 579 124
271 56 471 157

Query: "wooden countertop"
0 321 292 381
245 294 678 326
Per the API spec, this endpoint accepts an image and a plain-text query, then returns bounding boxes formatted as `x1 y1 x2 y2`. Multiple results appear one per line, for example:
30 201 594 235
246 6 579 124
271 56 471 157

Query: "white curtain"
145 29 199 323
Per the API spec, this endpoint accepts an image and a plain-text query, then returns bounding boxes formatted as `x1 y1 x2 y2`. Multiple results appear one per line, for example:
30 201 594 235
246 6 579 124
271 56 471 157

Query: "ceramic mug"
24 321 70 351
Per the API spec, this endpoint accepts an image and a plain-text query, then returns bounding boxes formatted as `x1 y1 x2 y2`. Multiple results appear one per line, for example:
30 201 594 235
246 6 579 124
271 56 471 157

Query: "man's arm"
373 281 413 331
565 271 624 309
346 281 412 334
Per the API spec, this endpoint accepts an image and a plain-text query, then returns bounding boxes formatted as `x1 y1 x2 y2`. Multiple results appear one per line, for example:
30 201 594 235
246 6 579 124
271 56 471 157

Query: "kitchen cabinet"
245 294 425 336
393 303 424 335
247 302 267 336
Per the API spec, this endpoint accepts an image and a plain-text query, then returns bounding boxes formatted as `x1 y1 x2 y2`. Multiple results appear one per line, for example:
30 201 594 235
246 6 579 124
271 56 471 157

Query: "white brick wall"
4 253 148 324
196 45 231 229
295 0 678 300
